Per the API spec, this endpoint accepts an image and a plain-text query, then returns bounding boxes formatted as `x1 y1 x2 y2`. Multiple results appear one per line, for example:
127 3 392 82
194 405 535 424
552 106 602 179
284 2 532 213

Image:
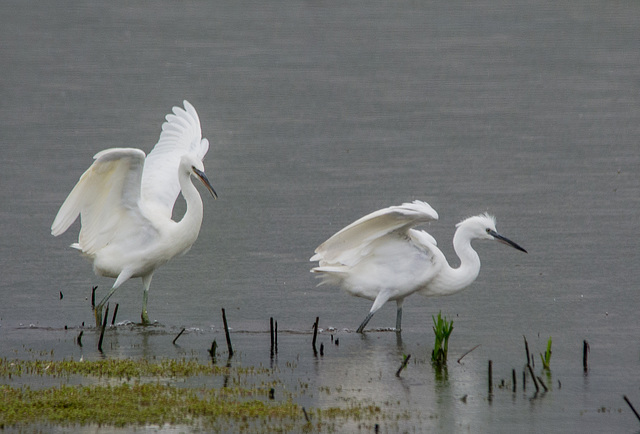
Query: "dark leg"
395 299 404 332
356 312 375 333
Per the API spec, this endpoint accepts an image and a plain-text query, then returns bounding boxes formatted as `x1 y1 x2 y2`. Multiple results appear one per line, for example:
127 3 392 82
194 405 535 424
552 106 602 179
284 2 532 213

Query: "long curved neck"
173 170 204 246
431 227 481 295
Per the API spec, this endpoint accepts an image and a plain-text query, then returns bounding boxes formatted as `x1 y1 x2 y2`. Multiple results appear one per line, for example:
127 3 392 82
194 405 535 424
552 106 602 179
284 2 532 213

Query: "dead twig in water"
396 354 411 377
523 335 531 366
536 376 548 392
91 286 97 309
583 340 590 373
624 395 640 422
97 303 109 353
221 308 233 357
312 317 319 356
110 303 119 326
76 331 83 347
208 340 217 363
173 328 186 345
527 364 539 393
457 344 481 363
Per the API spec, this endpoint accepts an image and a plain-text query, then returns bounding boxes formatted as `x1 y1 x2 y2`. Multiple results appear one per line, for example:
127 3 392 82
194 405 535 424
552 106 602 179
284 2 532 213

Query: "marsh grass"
0 382 300 429
0 357 248 379
0 357 390 431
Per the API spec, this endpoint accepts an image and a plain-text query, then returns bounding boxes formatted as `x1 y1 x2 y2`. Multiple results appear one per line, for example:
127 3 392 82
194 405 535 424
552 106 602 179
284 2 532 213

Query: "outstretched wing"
141 101 210 218
51 148 149 255
311 200 439 267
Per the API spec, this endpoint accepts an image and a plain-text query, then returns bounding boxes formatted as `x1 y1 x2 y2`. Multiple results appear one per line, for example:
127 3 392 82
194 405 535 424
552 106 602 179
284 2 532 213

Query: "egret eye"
486 228 491 234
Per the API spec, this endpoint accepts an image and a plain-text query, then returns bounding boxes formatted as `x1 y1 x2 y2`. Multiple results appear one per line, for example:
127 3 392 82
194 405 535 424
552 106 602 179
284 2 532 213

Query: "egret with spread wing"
310 200 527 333
51 101 217 325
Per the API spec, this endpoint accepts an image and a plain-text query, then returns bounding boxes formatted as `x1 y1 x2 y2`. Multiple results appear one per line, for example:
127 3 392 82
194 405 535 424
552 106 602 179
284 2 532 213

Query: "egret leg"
141 274 153 325
357 290 392 333
94 269 133 327
356 312 375 333
395 299 404 332
94 285 121 327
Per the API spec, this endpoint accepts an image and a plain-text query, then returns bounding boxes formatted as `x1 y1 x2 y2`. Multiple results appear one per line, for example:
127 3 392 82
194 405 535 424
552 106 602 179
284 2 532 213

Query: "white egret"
310 200 527 333
51 101 217 325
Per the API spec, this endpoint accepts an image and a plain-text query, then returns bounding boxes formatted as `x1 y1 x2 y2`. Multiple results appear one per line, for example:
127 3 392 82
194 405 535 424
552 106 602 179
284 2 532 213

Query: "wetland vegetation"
0 356 389 431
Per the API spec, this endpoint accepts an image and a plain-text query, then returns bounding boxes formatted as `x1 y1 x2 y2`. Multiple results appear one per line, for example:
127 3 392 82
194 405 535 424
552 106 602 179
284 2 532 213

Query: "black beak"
488 230 527 253
193 167 218 199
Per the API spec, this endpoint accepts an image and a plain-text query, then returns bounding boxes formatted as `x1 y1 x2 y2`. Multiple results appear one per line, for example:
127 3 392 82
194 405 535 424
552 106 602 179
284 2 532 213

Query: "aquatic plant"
431 311 454 365
540 337 552 370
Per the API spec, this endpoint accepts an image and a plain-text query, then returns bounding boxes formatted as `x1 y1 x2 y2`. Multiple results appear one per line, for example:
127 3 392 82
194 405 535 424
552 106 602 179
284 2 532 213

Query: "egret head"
182 154 217 199
456 213 527 253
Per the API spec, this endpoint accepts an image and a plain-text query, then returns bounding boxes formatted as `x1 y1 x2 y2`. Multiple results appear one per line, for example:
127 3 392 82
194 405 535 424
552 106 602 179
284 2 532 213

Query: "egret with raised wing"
51 101 217 325
310 200 527 333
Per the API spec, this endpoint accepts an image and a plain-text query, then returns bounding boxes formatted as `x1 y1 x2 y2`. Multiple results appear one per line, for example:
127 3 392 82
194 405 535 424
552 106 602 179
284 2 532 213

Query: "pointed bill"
489 230 527 253
193 167 217 199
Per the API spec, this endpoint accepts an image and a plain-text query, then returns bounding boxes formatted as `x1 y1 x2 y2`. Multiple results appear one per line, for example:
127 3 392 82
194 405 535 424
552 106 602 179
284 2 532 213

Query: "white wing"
311 200 439 267
51 148 150 255
141 100 210 218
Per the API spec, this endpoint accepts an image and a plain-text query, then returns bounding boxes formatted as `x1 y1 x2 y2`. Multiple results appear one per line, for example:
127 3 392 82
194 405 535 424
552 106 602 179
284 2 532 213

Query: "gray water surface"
1 0 639 432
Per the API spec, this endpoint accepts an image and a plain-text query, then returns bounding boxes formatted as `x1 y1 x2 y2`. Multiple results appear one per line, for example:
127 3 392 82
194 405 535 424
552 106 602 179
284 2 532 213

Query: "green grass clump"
540 337 552 370
431 311 454 365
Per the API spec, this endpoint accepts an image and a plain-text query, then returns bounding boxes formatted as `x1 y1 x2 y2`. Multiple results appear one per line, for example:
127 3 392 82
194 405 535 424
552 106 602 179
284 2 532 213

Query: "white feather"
51 148 149 255
311 200 438 267
141 100 210 218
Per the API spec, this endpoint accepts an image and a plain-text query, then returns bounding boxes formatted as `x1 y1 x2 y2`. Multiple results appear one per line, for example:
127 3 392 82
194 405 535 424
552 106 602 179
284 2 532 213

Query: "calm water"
1 0 639 432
